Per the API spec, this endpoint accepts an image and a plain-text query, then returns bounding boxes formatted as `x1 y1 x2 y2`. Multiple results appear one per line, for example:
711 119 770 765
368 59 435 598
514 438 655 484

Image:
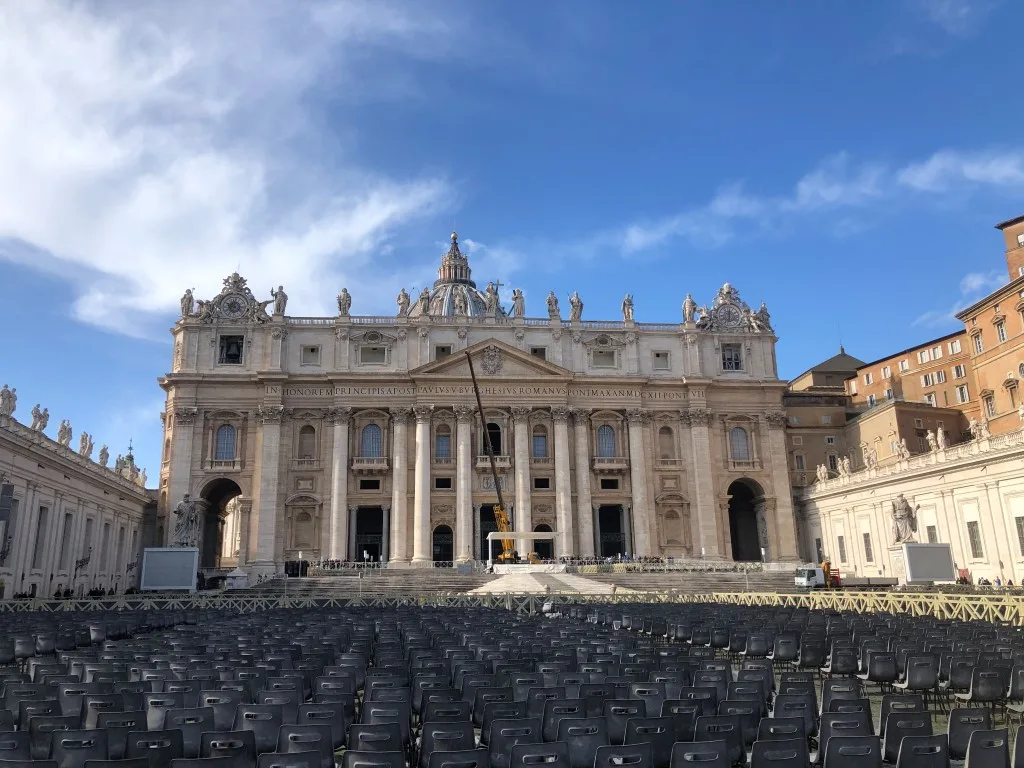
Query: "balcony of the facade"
292 458 322 471
352 456 390 474
655 458 683 469
592 456 630 473
530 456 553 468
204 458 242 472
432 456 455 469
728 458 763 472
476 455 512 471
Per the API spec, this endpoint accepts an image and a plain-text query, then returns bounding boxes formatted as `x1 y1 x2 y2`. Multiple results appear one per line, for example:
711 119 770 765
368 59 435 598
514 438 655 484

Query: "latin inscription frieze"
265 384 702 400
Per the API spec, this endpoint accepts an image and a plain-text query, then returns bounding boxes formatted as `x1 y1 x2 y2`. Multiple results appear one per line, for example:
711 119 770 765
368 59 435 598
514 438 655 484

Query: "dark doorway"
728 480 762 562
354 506 384 562
534 524 554 560
479 504 498 561
199 478 242 569
432 525 454 565
598 505 626 558
486 423 502 455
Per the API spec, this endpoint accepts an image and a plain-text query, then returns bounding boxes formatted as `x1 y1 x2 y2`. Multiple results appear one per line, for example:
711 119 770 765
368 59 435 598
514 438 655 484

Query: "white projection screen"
140 548 199 591
903 543 956 584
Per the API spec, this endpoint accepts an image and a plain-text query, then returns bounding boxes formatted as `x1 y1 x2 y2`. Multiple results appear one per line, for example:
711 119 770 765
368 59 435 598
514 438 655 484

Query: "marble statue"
979 417 991 439
926 430 938 452
969 418 980 440
171 493 201 548
98 445 109 467
898 438 911 460
891 493 919 543
511 289 525 318
753 301 773 333
568 291 583 322
841 456 852 476
484 282 500 314
57 420 72 447
621 293 634 322
30 404 42 430
546 291 560 320
815 464 828 482
138 469 148 487
1019 401 1024 423
860 442 874 469
270 285 288 315
0 385 15 419
936 427 947 450
396 288 410 317
180 289 194 318
78 432 94 459
417 287 431 315
336 288 352 316
454 288 468 316
115 455 125 472
682 293 697 324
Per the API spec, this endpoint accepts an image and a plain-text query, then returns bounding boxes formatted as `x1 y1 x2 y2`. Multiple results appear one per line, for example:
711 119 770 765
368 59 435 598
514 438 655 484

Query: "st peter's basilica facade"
158 233 797 575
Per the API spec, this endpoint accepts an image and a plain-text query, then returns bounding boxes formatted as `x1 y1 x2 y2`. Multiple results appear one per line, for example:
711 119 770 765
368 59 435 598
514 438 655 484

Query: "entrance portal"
432 525 453 565
354 506 384 563
598 505 626 558
728 479 762 562
198 478 242 569
533 524 554 560
479 505 498 561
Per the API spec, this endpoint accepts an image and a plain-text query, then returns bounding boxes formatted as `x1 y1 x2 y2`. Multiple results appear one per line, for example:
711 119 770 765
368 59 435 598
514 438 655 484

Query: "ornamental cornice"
326 407 353 425
453 405 476 423
254 405 285 424
434 408 455 424
550 406 570 423
413 404 434 421
173 407 198 425
334 328 348 341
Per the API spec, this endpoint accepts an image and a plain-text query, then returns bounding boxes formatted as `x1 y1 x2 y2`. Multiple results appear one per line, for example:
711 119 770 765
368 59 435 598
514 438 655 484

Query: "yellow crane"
466 352 519 563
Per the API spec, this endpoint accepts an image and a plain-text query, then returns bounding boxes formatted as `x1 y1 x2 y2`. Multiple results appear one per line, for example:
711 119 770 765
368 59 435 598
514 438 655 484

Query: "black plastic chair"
963 728 1009 768
164 707 216 759
419 722 476 768
200 730 258 765
234 704 285 755
343 751 407 768
28 714 78 761
297 702 347 751
487 717 543 768
624 717 675 768
257 751 324 768
668 740 729 768
693 715 743 767
948 707 992 762
542 699 585 743
757 717 808 745
50 730 109 768
881 711 933 764
276 724 335 768
894 734 949 768
508 741 571 768
123 729 186 768
0 732 32 763
347 723 405 755
821 735 882 768
556 717 609 768
750 738 809 768
81 759 149 768
426 748 490 768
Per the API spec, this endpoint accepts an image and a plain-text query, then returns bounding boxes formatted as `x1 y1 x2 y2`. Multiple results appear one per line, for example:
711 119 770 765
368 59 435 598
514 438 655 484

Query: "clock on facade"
717 303 742 327
220 294 248 319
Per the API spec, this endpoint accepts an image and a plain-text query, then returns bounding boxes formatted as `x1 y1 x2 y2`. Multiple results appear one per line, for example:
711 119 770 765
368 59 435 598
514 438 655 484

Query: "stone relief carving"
568 291 583 321
764 411 787 428
512 289 525 318
457 328 467 340
57 419 72 447
388 406 413 423
454 405 476 423
626 408 649 425
694 283 770 333
625 332 636 345
683 408 711 427
271 327 287 341
270 285 288 315
194 272 272 324
396 288 410 317
550 406 570 423
336 288 352 316
510 406 532 421
481 345 503 375
413 404 434 421
891 493 919 543
255 405 285 424
29 404 49 432
551 329 562 341
514 328 525 341
334 328 348 341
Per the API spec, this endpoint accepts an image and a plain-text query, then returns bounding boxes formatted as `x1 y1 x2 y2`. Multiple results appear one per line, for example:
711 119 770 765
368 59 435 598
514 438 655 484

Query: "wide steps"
245 569 498 597
582 569 799 594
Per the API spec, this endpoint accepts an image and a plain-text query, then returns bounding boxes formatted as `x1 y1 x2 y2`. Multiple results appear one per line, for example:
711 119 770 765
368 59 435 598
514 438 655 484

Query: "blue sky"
1 0 1023 479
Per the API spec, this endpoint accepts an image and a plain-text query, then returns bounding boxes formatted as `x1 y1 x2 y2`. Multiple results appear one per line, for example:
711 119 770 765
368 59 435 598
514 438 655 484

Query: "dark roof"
855 329 965 370
996 214 1024 230
789 348 866 385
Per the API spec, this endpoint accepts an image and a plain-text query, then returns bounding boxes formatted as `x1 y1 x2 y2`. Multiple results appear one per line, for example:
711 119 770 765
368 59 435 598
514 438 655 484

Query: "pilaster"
626 408 651 556
682 407 720 558
327 407 352 561
249 404 284 576
455 406 475 562
389 407 412 563
411 405 433 564
512 406 533 556
571 408 595 558
167 407 198 544
764 410 798 560
552 406 573 557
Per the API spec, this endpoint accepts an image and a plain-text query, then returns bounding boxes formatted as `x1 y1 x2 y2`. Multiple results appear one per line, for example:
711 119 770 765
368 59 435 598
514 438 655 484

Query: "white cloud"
0 1 454 337
898 149 1024 193
917 0 996 36
913 269 1005 328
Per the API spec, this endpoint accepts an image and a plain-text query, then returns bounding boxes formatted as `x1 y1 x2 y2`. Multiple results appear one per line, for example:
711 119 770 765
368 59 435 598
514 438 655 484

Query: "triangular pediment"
411 339 572 379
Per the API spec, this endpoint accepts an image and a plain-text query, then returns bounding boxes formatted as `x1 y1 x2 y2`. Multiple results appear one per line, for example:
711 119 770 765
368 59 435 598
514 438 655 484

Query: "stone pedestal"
889 545 907 585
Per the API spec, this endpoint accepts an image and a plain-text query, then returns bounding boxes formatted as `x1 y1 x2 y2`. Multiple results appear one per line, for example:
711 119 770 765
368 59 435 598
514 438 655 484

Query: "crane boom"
466 352 517 561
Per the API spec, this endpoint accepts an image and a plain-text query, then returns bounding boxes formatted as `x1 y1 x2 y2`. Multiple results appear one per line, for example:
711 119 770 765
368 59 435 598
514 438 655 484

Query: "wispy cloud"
913 270 1006 328
917 0 997 36
897 149 1024 192
0 1 456 338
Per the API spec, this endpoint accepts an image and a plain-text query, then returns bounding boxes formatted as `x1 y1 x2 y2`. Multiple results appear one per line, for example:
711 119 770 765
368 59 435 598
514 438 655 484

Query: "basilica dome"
408 232 506 319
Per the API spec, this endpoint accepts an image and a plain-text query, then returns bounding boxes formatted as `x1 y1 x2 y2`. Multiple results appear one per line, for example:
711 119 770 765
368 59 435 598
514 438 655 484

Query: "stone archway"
432 525 454 565
533 524 554 561
198 478 243 570
727 478 763 562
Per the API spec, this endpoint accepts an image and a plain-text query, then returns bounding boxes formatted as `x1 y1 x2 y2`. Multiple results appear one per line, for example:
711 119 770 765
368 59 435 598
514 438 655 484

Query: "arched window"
360 424 383 457
532 425 548 458
298 425 316 459
163 438 170 461
729 427 751 462
597 425 616 457
435 424 451 459
486 422 502 455
214 425 236 461
658 426 675 459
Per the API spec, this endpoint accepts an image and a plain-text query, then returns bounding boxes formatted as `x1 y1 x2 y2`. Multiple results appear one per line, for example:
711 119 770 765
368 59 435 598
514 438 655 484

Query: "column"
511 407 533 556
249 405 284 574
571 409 595 558
348 506 357 561
592 505 600 557
327 407 352 561
455 406 475 562
236 498 252 565
411 405 433 564
763 411 798 560
167 407 198 542
623 504 634 556
473 503 483 561
381 504 391 564
389 408 411 562
683 407 720 557
626 409 651 556
552 406 573 558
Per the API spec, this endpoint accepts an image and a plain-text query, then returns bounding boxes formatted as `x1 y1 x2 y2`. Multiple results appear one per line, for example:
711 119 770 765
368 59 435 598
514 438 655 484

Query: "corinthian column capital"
327 407 352 425
510 406 532 422
550 406 570 424
388 406 413 424
454 405 476 423
413 404 434 422
568 407 591 425
626 408 649 426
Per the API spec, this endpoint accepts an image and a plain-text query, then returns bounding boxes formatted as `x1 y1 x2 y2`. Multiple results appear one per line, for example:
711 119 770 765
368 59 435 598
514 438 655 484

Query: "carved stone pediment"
582 333 627 349
410 339 572 379
351 329 398 347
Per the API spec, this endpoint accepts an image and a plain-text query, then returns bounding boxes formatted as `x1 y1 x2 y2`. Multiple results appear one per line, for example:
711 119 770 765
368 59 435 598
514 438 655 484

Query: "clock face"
221 293 248 319
717 303 742 327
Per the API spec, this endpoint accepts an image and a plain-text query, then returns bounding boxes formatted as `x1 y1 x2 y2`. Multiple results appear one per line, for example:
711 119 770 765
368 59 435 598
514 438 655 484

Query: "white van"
795 566 826 589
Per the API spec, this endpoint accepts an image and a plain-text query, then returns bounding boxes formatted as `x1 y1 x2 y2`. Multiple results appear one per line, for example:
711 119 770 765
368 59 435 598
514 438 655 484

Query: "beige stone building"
789 347 864 394
0 395 151 599
158 233 799 576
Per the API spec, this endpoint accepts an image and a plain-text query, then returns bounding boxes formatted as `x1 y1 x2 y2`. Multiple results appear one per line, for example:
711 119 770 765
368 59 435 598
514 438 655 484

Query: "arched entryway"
198 478 243 569
727 479 762 562
533 524 554 561
598 505 626 558
353 506 384 563
432 525 454 565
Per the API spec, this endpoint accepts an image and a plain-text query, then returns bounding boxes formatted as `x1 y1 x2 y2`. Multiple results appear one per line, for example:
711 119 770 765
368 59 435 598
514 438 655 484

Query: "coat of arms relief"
481 345 503 375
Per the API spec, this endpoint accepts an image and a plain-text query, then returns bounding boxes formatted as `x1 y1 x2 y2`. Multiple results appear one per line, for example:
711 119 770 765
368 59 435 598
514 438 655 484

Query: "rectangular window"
837 535 847 564
932 346 942 360
794 454 806 470
862 532 874 563
956 385 970 403
825 436 836 445
434 477 452 490
927 525 938 544
300 345 321 365
949 339 961 354
864 373 873 385
435 434 451 459
721 344 743 371
867 394 877 406
593 350 617 368
997 322 1008 343
1016 517 1024 556
899 359 910 372
821 415 832 425
827 454 838 471
917 350 929 364
534 477 550 490
914 418 924 428
936 370 946 384
599 478 619 490
360 346 387 364
881 366 891 379
921 373 935 387
791 436 803 446
924 393 936 406
966 521 984 559
529 347 547 361
788 416 800 425
434 345 452 360
652 351 670 370
359 479 381 491
973 334 984 354
954 364 966 379
984 396 996 418
32 506 49 569
884 388 894 400
532 434 548 458
217 335 244 365
849 380 858 394
58 513 73 570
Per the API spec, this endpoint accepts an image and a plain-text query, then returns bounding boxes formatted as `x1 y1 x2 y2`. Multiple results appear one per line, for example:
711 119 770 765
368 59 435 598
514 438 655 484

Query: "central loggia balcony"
475 455 512 470
592 456 630 473
352 456 390 474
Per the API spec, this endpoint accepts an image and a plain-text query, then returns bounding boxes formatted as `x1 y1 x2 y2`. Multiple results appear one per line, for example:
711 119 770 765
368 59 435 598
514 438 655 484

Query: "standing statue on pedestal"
270 286 288 316
484 282 500 314
682 294 697 324
98 445 109 467
752 301 773 333
0 385 16 420
979 417 991 439
511 289 525 318
926 430 938 452
30 405 49 433
568 291 583 321
417 287 431 315
897 438 911 460
336 288 352 317
891 493 919 543
180 289 195 319
57 420 72 447
936 427 947 449
621 294 634 322
454 288 468 316
78 432 94 459
171 494 202 548
396 288 410 317
546 291 560 320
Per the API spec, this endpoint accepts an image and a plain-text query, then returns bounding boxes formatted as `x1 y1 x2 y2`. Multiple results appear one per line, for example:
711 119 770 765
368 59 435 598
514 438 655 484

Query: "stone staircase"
245 568 498 598
580 569 799 594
